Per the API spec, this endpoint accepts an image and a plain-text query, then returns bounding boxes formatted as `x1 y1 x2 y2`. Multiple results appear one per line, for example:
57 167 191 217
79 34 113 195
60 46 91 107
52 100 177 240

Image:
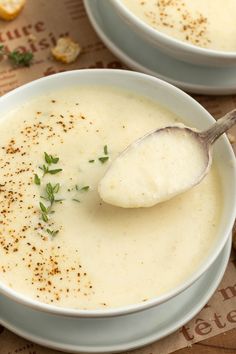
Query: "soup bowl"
110 0 236 67
0 70 235 351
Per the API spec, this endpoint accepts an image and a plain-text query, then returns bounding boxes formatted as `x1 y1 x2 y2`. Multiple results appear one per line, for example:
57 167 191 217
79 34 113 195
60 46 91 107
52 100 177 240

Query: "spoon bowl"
99 109 236 208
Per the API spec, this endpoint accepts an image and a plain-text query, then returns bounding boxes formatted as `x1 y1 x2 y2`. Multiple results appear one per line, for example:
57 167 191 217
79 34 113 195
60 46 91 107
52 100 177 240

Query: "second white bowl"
110 0 236 67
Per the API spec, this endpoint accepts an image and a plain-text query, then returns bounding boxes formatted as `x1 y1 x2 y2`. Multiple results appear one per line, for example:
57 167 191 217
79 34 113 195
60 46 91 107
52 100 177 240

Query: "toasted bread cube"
51 37 81 64
0 0 26 20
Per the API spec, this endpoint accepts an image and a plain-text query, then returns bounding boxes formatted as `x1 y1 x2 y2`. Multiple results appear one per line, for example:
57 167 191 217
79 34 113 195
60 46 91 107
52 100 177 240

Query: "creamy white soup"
0 86 221 309
121 0 236 52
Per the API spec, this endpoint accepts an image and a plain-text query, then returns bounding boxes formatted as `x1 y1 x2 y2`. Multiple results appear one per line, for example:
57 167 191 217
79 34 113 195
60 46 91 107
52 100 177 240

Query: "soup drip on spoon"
99 109 236 208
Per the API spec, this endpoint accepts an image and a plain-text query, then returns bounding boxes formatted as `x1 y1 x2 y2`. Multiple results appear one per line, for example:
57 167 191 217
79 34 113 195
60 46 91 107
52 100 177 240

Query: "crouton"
0 0 26 20
51 37 81 64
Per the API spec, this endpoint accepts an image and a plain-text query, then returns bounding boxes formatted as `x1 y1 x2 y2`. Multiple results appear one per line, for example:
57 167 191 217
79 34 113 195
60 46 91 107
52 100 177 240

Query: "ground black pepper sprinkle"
0 96 95 305
138 0 210 47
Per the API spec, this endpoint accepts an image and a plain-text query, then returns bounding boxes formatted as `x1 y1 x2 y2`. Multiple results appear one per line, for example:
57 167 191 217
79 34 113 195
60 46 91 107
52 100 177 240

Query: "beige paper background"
0 1 235 353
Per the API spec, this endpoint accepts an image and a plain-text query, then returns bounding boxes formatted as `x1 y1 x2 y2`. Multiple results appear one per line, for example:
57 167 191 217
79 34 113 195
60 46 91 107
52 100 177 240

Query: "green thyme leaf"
46 229 59 237
45 183 54 204
0 46 33 67
39 165 62 176
39 202 47 213
104 145 108 155
48 168 62 175
51 156 59 163
44 152 52 164
34 174 41 185
80 186 90 191
40 196 47 201
8 50 33 67
46 183 54 195
75 185 90 192
53 183 60 193
42 213 48 222
98 156 109 164
72 198 81 203
44 152 59 165
89 159 95 163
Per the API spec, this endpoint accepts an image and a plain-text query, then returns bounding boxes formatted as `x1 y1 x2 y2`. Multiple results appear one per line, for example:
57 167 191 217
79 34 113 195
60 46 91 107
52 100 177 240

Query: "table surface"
175 328 236 354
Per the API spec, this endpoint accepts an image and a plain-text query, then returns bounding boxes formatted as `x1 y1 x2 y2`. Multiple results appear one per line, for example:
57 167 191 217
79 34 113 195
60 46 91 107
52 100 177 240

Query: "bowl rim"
0 69 235 318
110 0 236 59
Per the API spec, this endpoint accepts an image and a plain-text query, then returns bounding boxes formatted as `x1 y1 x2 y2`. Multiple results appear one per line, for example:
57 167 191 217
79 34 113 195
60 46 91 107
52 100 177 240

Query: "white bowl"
110 0 236 67
0 69 235 322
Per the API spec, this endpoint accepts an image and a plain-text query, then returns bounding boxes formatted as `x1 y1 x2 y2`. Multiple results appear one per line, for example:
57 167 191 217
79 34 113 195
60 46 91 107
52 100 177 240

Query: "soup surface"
0 86 221 309
121 0 236 52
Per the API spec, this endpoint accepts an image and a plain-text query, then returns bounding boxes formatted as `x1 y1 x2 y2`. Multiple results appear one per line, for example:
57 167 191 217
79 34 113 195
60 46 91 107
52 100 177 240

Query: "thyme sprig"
34 154 63 238
38 152 62 177
0 44 33 67
40 183 62 224
8 50 33 67
41 183 62 238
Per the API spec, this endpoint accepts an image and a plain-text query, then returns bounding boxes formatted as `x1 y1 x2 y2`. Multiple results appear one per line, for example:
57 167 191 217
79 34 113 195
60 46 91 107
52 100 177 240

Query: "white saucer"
0 237 231 353
84 0 236 95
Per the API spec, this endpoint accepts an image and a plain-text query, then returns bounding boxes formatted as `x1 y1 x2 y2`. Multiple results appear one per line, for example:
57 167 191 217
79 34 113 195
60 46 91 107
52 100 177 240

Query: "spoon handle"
200 109 236 145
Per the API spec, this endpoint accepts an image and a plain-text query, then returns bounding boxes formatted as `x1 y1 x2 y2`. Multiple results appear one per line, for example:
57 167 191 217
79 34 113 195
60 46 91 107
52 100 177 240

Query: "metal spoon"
99 109 236 208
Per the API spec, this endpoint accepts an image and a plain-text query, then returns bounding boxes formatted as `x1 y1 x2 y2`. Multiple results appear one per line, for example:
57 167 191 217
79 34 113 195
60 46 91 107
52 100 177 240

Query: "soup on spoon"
99 109 236 208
